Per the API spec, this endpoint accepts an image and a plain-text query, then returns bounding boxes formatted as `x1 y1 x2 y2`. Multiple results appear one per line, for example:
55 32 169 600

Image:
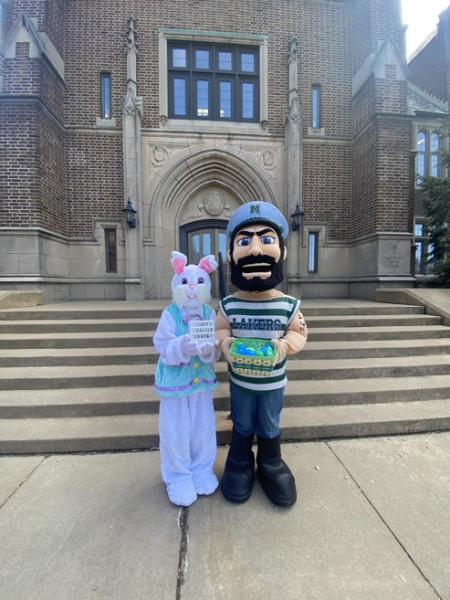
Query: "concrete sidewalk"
1 434 449 600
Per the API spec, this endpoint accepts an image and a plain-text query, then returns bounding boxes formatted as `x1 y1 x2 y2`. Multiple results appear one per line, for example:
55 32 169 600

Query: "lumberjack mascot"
216 201 308 507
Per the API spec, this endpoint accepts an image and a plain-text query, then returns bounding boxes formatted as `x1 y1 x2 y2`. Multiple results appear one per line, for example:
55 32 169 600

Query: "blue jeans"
230 381 284 439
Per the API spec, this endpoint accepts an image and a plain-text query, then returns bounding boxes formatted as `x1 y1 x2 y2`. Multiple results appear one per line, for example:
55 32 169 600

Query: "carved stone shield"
203 191 225 216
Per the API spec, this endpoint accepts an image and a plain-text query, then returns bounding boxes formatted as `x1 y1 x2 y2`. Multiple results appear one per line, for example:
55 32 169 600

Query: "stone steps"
1 299 450 454
0 302 425 320
1 400 450 454
2 375 450 418
2 355 450 390
1 325 450 350
0 314 441 334
1 338 450 366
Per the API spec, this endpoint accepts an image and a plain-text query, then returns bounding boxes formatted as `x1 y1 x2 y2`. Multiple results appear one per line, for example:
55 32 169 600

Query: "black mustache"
236 255 276 268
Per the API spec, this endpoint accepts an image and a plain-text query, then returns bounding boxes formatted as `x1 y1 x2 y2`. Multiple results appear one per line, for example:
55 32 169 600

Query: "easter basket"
230 338 278 378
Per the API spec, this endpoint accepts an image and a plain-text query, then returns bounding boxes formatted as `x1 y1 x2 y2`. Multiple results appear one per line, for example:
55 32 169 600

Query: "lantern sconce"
291 203 304 232
123 197 137 229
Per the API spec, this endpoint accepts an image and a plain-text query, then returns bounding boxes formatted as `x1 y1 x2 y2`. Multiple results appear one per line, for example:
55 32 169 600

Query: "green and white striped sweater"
219 294 301 392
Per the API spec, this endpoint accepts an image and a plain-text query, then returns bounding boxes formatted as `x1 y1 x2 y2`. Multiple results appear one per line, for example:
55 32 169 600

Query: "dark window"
168 42 259 122
105 228 117 273
311 85 321 129
169 75 188 117
100 73 112 119
218 50 233 71
308 231 319 273
171 47 187 68
219 80 233 119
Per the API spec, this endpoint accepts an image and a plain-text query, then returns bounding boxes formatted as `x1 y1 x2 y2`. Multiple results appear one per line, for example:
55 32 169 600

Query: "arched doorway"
180 219 229 298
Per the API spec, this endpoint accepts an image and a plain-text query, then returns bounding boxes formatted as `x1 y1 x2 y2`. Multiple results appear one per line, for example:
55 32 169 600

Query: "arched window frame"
415 127 444 184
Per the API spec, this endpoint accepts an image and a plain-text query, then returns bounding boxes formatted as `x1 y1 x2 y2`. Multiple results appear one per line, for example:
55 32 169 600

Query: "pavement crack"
325 442 444 600
0 455 47 511
175 506 189 600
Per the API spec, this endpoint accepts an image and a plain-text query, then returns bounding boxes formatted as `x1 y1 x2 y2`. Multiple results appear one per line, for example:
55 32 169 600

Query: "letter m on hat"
250 204 260 214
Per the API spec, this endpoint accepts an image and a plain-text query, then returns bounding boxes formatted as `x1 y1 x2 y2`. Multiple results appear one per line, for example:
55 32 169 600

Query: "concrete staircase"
1 299 450 454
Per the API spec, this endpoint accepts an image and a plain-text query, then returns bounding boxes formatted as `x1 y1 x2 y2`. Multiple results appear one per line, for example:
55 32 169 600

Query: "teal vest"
155 303 218 398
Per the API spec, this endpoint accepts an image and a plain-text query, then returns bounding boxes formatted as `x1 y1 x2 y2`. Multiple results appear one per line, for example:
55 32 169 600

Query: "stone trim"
0 276 130 283
352 39 408 98
141 127 279 141
2 14 65 82
288 276 416 283
307 127 326 137
95 117 117 128
349 231 413 245
158 28 267 41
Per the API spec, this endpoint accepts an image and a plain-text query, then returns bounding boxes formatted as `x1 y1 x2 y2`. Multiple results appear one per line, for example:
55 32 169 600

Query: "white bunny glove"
179 334 199 357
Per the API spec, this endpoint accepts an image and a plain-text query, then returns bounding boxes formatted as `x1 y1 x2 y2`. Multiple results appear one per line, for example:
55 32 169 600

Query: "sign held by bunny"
153 251 220 507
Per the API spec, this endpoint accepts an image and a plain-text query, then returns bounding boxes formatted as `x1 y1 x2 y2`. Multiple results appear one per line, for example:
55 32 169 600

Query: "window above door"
168 41 259 122
159 29 268 133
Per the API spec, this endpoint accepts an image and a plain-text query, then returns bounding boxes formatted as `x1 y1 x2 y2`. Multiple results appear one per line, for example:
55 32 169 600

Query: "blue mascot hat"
226 201 289 241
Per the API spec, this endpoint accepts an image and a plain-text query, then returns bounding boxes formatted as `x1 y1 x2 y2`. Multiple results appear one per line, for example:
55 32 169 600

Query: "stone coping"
0 291 43 310
375 288 450 326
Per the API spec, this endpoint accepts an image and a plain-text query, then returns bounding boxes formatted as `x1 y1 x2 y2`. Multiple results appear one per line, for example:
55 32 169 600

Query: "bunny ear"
198 255 218 274
170 251 188 274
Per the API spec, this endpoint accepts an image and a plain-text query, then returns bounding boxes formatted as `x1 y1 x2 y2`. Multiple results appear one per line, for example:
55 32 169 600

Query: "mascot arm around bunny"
215 201 308 508
154 251 220 507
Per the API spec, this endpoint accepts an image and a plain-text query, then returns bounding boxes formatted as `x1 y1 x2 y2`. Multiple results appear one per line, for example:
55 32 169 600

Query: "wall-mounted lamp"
291 203 304 232
123 197 137 229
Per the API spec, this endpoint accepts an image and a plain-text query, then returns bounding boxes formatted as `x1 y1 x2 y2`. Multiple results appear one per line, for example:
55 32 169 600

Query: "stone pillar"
285 37 302 279
123 17 145 300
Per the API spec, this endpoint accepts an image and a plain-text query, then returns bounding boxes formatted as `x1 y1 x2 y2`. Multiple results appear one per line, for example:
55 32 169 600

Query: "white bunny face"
170 252 218 308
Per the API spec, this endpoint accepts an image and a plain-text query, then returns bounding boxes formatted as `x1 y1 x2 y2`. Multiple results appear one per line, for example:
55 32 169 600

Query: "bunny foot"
193 472 219 496
166 479 197 507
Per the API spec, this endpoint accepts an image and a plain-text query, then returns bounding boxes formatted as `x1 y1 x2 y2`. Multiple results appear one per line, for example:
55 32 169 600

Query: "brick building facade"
0 0 446 300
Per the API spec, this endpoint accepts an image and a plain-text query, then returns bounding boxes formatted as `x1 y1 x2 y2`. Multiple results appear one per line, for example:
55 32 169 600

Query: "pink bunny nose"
188 283 196 289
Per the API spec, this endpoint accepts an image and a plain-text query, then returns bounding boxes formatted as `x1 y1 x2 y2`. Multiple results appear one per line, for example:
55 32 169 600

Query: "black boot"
221 429 255 503
256 436 297 507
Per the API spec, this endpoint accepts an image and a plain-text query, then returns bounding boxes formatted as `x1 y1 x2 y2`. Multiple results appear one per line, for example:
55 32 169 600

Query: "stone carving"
260 150 277 179
262 150 276 169
124 87 143 117
125 17 138 55
288 38 299 64
286 95 301 124
286 37 301 126
151 145 169 168
201 191 226 216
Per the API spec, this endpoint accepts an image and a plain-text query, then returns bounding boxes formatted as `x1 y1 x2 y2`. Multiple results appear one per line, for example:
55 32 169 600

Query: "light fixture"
291 203 304 232
123 197 137 229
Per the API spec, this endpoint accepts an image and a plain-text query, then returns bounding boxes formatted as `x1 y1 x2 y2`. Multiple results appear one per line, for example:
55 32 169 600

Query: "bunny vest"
155 303 218 398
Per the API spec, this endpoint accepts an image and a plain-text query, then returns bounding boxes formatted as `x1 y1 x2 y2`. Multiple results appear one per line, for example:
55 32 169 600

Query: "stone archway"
144 147 279 298
147 147 278 244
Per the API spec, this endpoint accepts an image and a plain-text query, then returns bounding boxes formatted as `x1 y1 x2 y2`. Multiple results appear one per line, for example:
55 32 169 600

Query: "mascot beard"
230 252 285 292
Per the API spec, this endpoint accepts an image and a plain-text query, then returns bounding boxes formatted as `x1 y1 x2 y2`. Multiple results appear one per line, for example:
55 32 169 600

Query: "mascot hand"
221 337 234 364
272 338 287 363
198 340 216 358
179 334 199 356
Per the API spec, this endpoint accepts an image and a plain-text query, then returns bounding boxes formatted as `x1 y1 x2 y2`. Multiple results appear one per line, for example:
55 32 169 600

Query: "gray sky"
402 0 450 58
